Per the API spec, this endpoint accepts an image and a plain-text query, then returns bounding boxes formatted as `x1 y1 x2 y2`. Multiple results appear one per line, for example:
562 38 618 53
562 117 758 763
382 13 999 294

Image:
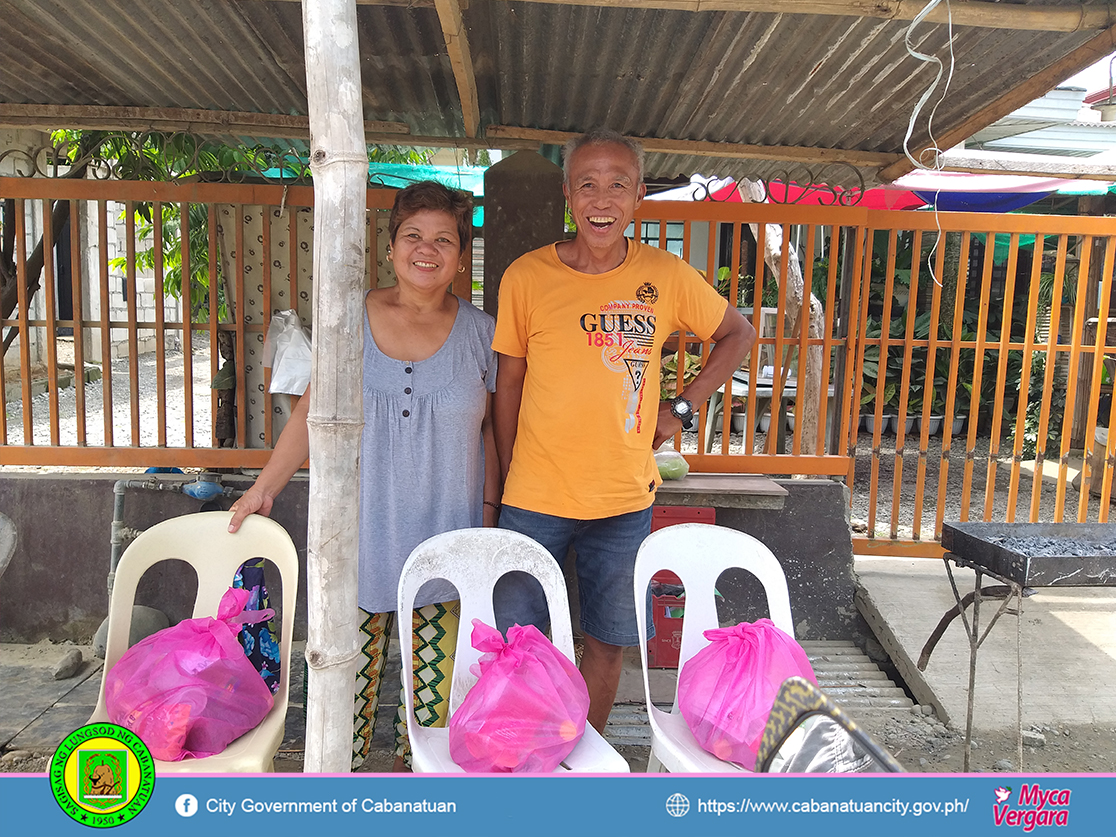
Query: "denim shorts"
494 504 654 647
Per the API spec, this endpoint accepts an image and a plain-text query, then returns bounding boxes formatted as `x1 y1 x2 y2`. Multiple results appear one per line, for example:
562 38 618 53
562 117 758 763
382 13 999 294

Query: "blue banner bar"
3 772 1113 836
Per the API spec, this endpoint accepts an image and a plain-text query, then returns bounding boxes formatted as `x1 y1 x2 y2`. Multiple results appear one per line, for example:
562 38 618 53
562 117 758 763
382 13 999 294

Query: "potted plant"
660 350 702 402
860 380 896 434
949 377 973 436
920 385 945 436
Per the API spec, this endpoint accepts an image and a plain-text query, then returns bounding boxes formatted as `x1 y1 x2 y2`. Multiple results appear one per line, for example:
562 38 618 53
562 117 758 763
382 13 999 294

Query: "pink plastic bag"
678 618 816 767
448 619 590 773
105 587 276 761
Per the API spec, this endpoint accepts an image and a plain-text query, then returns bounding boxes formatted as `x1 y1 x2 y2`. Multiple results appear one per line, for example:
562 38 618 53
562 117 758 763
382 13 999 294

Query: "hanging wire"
902 0 957 287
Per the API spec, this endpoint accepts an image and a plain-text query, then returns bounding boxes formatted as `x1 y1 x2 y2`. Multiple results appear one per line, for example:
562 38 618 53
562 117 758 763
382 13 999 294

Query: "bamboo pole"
302 0 367 774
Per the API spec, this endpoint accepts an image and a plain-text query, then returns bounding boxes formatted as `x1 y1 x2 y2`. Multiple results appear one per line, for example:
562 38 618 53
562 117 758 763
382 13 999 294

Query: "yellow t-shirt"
493 240 728 519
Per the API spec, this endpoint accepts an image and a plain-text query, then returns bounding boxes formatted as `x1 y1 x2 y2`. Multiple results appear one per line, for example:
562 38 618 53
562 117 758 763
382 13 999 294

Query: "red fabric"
708 180 924 210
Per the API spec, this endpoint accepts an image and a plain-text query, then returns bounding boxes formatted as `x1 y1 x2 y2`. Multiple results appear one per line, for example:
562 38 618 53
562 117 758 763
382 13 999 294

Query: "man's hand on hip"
653 400 686 449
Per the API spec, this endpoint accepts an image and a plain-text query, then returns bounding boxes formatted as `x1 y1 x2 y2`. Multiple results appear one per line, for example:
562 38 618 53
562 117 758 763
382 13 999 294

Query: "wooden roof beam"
941 149 1116 182
879 22 1116 182
0 103 410 142
434 0 481 138
508 1 1115 33
486 125 902 169
259 0 1115 33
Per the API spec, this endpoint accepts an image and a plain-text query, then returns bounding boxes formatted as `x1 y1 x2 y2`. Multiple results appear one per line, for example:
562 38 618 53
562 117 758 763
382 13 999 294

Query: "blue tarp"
263 161 488 225
912 191 1049 213
367 163 487 225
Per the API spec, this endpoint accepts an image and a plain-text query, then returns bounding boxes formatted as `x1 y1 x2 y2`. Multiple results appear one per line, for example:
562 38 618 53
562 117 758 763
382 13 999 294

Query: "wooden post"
1072 196 1106 449
302 0 366 773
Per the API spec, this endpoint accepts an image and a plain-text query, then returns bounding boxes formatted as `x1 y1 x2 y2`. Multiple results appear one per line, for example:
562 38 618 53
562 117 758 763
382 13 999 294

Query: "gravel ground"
3 337 215 462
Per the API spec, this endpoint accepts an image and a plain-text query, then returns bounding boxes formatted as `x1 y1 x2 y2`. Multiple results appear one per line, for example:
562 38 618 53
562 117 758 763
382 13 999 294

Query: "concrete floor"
855 555 1116 731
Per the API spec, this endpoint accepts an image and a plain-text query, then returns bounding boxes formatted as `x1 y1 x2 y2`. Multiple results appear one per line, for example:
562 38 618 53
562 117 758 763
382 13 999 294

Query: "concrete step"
812 665 888 678
809 669 891 681
820 685 910 699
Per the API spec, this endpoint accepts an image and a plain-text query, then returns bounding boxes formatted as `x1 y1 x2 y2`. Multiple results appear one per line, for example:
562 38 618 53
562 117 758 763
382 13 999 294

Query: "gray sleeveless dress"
357 295 497 613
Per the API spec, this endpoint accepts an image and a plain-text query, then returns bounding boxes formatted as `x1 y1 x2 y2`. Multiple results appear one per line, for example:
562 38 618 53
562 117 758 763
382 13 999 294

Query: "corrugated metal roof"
0 0 1105 186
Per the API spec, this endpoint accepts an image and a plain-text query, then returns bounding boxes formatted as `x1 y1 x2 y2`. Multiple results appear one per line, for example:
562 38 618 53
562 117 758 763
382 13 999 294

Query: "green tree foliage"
53 130 433 322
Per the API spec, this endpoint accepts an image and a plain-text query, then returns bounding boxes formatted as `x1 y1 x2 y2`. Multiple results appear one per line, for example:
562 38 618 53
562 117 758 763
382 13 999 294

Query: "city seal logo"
636 282 658 304
50 723 154 828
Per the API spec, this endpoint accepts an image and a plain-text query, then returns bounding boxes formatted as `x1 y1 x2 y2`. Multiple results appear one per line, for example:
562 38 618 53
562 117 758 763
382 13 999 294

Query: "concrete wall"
0 474 308 643
711 479 866 643
0 474 865 646
79 202 182 363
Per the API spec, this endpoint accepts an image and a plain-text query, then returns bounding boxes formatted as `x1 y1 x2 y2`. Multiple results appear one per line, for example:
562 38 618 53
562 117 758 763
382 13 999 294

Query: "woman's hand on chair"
228 488 273 533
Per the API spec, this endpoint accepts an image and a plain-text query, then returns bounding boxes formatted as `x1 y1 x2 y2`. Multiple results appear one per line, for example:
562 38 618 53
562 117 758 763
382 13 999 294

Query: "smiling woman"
226 180 500 772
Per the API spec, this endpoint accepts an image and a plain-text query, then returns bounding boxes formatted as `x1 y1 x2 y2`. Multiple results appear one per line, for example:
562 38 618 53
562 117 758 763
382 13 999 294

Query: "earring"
386 248 392 261
458 265 466 273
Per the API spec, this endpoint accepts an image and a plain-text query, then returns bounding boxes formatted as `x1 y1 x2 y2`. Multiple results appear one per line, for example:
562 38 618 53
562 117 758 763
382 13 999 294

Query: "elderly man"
492 129 756 732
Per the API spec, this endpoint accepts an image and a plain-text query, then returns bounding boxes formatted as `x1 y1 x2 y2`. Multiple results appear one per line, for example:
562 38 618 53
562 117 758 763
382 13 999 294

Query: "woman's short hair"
388 181 473 254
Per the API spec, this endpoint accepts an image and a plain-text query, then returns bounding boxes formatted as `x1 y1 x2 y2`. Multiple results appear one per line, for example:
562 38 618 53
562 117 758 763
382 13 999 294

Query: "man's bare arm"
494 353 527 485
654 307 756 448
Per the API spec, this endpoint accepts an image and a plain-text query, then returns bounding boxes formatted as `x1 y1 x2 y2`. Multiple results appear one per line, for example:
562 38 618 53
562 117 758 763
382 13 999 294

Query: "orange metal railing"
635 200 1116 555
0 177 395 467
4 178 1116 556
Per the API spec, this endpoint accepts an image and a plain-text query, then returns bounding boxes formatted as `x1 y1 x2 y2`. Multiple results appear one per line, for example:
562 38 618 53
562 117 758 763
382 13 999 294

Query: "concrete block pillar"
482 151 564 317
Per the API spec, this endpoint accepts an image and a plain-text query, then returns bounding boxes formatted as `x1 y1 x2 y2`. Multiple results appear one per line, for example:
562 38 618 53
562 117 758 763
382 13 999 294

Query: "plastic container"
646 506 716 668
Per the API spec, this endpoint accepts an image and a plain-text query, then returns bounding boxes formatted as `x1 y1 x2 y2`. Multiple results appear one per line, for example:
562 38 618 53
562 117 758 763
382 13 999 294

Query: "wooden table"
655 472 788 509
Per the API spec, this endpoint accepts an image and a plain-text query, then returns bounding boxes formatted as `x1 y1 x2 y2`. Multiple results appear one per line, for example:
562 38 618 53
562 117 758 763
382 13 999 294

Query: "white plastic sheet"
263 310 312 395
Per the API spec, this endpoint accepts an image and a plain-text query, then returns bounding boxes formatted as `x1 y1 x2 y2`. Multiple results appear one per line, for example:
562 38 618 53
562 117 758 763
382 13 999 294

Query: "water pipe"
107 472 245 596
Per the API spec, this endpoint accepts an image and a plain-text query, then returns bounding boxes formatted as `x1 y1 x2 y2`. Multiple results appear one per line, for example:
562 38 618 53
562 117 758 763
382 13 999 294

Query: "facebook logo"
175 794 198 817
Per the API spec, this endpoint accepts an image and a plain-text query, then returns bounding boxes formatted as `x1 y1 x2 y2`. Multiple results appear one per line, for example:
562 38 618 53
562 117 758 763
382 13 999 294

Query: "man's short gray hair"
561 129 645 185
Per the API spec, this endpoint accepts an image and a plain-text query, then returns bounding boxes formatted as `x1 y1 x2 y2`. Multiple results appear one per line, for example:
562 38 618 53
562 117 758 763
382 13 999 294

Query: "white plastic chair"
88 511 299 773
634 522 794 773
397 527 630 773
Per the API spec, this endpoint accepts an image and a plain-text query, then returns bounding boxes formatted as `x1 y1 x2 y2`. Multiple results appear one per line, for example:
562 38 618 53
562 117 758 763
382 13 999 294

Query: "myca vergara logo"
993 784 1070 831
50 723 155 828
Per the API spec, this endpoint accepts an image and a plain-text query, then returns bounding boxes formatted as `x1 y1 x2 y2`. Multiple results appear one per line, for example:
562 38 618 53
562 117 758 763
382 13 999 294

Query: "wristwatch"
669 395 695 429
